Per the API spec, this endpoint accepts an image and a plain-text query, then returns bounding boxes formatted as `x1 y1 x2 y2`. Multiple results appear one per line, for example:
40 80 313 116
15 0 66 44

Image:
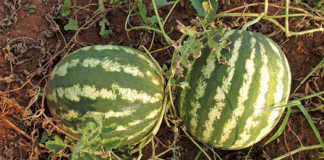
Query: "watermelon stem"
182 126 213 160
212 1 324 37
293 58 324 94
152 0 175 44
273 144 322 160
241 0 268 31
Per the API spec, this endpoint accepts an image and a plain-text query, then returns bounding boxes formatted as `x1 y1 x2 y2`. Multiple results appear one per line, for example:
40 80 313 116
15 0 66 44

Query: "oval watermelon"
46 45 165 147
177 30 291 150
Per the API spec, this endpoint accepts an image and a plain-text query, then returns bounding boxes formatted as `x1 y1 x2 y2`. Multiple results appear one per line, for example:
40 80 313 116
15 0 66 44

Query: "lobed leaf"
64 18 79 31
45 135 66 154
60 0 72 17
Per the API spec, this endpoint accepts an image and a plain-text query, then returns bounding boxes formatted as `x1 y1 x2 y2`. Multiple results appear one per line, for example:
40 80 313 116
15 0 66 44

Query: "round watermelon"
177 30 291 150
46 45 165 147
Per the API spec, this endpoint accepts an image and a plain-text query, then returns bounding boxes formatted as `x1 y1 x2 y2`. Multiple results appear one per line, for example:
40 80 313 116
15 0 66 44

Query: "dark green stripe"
213 31 253 146
51 52 162 95
194 30 243 144
179 46 210 132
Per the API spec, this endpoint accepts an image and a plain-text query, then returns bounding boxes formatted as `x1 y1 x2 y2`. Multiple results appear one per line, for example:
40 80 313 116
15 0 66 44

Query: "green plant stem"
291 104 324 113
285 0 290 37
182 127 212 160
291 91 324 103
293 58 324 93
273 144 322 160
128 25 164 34
241 0 268 30
162 0 180 27
287 28 324 36
241 13 264 30
214 13 324 20
152 0 173 44
264 17 286 32
155 147 175 158
271 91 324 110
213 2 324 37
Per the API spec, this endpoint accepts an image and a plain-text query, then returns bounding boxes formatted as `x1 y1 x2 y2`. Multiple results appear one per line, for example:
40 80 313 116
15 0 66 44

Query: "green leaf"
296 102 324 151
24 3 37 14
24 4 37 9
28 9 35 14
162 64 168 72
45 135 66 154
29 4 37 9
64 18 79 31
71 140 84 159
155 0 173 9
180 36 202 59
99 18 112 38
312 0 323 7
148 16 158 25
190 0 218 20
60 0 72 17
40 132 49 144
194 151 202 160
264 106 292 145
138 0 148 23
190 0 206 17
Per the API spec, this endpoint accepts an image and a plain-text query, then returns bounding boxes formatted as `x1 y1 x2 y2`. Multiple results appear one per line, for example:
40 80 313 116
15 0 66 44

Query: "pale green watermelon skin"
177 30 291 150
46 45 164 147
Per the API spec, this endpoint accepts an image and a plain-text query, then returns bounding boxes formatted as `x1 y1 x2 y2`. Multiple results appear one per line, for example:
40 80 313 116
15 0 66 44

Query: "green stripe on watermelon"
177 30 291 150
46 45 165 148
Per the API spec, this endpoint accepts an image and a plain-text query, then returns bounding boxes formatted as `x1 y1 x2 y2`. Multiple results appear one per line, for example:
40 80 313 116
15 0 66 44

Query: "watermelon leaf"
45 135 67 154
190 0 206 17
190 0 218 21
60 0 72 17
155 0 174 9
64 18 79 31
72 115 121 159
40 132 49 144
138 0 148 24
312 0 323 7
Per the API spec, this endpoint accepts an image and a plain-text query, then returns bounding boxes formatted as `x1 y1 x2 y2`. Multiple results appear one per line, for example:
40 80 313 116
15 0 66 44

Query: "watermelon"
46 45 165 147
177 30 291 150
